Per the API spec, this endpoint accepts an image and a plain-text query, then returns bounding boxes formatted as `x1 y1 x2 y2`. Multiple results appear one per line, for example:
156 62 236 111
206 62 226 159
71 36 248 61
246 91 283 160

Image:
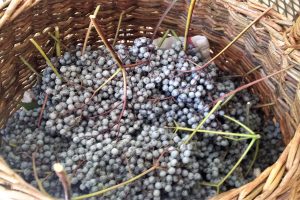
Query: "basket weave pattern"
259 0 300 19
0 0 300 199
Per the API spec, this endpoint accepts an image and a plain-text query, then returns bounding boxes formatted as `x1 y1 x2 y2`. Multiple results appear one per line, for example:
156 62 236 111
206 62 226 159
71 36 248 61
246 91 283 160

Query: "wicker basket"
0 0 300 199
259 0 299 19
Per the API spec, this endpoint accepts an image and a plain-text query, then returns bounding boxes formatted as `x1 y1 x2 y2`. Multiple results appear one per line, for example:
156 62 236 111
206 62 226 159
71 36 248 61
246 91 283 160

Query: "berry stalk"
113 11 125 46
184 0 196 51
181 7 273 73
82 5 101 55
30 38 62 80
183 100 223 144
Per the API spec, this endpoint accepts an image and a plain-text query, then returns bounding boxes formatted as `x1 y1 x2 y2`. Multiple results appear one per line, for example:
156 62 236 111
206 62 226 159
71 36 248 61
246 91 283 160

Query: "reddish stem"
88 102 122 119
148 0 177 65
151 0 177 41
179 61 210 73
90 16 123 69
213 65 294 104
72 160 87 176
116 70 128 137
37 93 48 128
154 147 170 167
123 60 149 69
53 163 71 200
148 96 175 104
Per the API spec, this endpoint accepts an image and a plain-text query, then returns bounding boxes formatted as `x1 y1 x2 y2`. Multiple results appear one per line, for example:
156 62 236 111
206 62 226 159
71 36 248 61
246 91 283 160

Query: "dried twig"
243 65 262 77
113 11 125 46
92 68 122 97
72 160 87 176
67 67 121 122
82 5 101 55
53 163 71 200
124 156 134 178
74 166 157 200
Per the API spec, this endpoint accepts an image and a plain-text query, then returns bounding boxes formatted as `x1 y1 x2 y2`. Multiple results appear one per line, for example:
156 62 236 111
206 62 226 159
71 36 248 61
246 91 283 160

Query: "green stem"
158 29 170 47
244 65 261 77
217 139 256 187
184 100 222 144
223 115 255 135
216 186 220 194
170 29 180 41
19 56 42 77
184 7 273 72
184 0 197 51
55 26 61 57
73 165 157 200
220 94 235 108
203 139 258 194
246 102 251 126
82 5 101 55
176 127 259 139
254 102 275 109
93 68 121 94
48 32 70 52
223 136 250 141
32 152 50 196
197 113 259 193
245 139 260 176
113 11 125 46
200 182 218 187
30 38 62 80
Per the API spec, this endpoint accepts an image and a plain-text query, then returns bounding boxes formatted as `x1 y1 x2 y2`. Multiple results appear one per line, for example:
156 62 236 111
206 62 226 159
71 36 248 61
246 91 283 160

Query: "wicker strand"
0 157 54 200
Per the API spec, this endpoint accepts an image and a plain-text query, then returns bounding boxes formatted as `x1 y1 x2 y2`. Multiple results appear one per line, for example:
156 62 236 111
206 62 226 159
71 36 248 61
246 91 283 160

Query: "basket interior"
1 1 300 200
0 0 297 144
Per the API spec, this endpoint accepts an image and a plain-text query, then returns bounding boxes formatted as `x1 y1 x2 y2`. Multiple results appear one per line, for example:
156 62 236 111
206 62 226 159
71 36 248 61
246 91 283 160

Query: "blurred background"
2 0 298 19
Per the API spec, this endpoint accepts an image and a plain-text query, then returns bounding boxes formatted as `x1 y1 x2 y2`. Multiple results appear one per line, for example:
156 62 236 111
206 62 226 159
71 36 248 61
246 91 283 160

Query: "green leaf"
20 101 39 111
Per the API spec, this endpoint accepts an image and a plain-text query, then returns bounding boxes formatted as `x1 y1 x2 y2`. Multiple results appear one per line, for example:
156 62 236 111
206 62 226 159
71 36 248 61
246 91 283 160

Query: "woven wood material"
259 0 300 19
0 0 300 199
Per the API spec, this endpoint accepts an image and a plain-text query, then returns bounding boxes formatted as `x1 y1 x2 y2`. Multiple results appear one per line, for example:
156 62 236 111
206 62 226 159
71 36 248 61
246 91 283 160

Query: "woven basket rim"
0 1 300 200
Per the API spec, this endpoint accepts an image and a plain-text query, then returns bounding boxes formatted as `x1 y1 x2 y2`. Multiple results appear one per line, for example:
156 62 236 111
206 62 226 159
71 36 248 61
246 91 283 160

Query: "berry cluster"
0 37 284 199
